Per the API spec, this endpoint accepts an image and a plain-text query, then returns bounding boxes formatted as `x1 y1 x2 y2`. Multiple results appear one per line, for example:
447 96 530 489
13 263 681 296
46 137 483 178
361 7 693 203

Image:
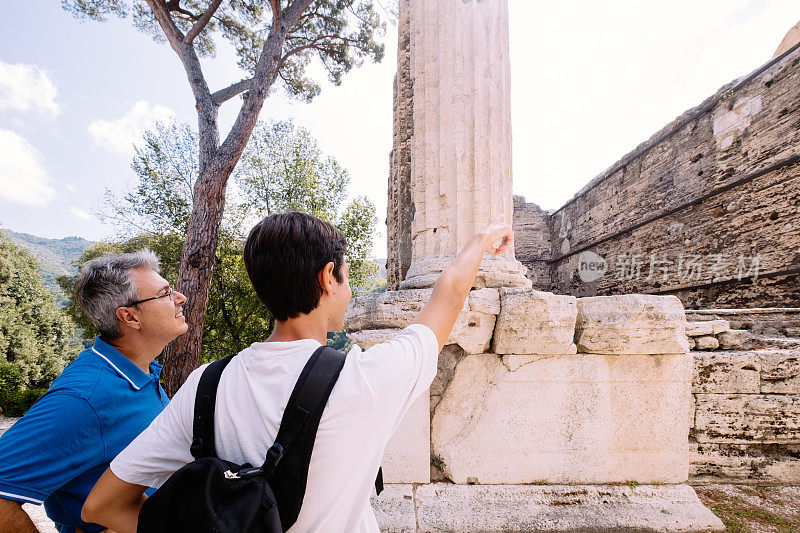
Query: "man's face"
128 268 188 342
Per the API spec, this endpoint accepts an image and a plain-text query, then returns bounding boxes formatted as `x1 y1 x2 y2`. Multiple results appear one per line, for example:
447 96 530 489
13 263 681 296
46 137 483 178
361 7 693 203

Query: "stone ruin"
342 0 800 530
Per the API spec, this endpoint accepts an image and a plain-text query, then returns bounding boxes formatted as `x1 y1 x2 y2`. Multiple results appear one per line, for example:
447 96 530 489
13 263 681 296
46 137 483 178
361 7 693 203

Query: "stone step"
371 483 724 532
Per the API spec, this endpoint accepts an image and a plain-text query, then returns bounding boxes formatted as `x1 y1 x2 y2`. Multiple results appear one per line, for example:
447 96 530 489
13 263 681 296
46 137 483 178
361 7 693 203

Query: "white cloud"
68 207 93 221
88 100 176 156
0 60 60 116
0 129 55 206
64 183 78 193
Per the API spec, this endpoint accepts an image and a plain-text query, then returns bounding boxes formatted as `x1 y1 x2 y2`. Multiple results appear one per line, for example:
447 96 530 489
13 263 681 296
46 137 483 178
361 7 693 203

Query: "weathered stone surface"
685 320 729 337
492 288 577 355
346 289 499 354
522 45 800 308
694 335 720 351
694 393 800 443
758 349 800 394
710 320 731 334
574 295 689 355
686 321 713 337
690 442 800 484
346 289 430 331
430 345 466 415
349 329 402 350
692 352 761 394
432 353 692 484
371 484 416 533
382 393 430 484
717 329 756 350
688 337 696 350
413 483 724 533
400 255 531 290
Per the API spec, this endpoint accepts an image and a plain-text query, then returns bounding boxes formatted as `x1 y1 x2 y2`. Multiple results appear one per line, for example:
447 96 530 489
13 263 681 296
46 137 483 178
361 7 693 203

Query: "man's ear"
318 261 336 295
115 306 142 332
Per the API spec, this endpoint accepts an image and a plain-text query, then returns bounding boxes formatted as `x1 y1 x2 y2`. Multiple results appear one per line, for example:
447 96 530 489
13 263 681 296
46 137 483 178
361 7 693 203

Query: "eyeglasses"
128 287 176 307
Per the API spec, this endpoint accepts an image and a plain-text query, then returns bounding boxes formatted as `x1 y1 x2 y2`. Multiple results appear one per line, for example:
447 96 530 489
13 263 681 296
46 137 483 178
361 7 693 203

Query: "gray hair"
75 250 160 340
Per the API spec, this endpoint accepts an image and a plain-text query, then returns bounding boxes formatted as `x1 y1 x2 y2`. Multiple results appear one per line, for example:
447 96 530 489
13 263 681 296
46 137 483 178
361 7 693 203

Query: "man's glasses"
128 287 176 307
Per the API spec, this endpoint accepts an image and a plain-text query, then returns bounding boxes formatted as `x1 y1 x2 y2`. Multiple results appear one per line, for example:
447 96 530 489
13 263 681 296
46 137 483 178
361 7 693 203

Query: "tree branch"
211 78 254 106
282 0 315 29
145 0 186 47
185 0 223 44
269 0 280 23
165 0 201 20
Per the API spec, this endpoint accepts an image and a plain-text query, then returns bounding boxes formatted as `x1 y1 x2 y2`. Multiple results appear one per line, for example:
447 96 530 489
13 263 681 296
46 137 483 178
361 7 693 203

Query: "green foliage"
235 120 378 292
0 388 48 417
62 0 387 101
62 120 379 363
0 238 80 394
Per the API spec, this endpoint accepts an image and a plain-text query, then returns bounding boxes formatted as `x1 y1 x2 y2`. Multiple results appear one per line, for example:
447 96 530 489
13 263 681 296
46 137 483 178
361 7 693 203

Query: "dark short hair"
244 212 347 321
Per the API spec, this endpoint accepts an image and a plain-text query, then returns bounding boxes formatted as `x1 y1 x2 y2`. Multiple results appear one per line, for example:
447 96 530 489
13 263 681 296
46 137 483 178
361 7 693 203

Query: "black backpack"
137 345 383 532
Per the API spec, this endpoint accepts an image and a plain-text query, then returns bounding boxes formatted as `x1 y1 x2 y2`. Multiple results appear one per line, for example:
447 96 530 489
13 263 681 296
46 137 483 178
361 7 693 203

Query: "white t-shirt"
111 324 438 532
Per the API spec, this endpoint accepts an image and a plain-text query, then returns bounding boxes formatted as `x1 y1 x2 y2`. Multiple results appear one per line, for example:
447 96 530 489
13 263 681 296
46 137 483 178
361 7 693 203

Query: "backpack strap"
190 354 237 459
266 345 345 530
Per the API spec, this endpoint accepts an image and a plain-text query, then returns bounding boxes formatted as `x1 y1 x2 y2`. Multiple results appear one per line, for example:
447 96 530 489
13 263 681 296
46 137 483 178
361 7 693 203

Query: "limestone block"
447 310 496 354
710 319 731 334
717 329 756 350
688 337 696 350
466 288 501 314
758 350 800 394
401 255 531 290
492 288 577 355
431 353 692 484
413 484 724 533
346 289 499 354
690 442 800 484
692 352 761 394
574 295 689 355
694 336 720 351
346 289 431 331
686 321 713 337
381 393 430 484
349 329 401 350
693 393 800 443
370 484 416 533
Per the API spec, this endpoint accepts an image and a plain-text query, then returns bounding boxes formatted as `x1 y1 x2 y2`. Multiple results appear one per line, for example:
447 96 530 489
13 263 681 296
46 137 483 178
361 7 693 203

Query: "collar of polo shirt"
91 336 163 391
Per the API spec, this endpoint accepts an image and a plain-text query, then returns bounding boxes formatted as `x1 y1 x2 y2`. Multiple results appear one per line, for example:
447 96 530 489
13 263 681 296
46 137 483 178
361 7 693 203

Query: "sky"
0 1 798 259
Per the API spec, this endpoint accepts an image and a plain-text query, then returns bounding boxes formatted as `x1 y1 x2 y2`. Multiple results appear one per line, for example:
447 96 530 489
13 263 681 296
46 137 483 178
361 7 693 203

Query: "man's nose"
174 290 187 305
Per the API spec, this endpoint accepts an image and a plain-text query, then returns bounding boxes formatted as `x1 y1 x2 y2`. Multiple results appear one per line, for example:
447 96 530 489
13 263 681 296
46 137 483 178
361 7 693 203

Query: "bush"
0 388 47 417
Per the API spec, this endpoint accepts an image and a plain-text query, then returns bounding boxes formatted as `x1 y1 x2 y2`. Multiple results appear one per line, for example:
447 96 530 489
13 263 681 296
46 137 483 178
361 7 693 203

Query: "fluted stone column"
396 0 530 290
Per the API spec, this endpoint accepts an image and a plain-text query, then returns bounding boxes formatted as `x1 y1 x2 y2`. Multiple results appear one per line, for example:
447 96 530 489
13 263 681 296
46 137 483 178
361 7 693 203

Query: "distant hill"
2 229 94 299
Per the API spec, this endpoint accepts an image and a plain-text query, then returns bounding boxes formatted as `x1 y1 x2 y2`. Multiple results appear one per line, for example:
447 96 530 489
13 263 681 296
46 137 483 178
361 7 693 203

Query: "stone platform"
371 483 724 532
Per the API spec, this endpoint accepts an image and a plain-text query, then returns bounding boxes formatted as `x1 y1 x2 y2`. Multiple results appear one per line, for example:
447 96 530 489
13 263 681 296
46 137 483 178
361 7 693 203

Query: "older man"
0 251 187 533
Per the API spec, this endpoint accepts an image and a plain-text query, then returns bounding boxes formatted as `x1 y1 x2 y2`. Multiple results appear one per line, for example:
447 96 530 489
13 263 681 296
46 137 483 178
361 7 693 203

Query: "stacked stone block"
347 288 723 532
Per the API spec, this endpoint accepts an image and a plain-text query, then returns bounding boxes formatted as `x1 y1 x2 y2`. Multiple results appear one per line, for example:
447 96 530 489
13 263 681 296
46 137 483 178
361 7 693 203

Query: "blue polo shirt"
0 337 169 533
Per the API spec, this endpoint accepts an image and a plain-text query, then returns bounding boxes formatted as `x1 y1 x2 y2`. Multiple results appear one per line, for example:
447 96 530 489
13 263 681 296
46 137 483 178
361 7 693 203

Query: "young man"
83 212 515 533
0 251 188 533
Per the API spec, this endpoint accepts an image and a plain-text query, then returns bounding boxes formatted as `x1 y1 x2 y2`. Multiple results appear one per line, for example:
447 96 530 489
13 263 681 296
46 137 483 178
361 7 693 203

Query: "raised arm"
82 468 147 533
411 223 515 351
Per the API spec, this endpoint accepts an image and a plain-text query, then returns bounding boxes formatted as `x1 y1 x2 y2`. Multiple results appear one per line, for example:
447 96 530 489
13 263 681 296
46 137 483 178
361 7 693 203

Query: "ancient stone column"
391 0 530 290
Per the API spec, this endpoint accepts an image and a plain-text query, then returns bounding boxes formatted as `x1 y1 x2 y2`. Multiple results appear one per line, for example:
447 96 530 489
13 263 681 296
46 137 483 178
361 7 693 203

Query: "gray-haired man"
0 251 187 533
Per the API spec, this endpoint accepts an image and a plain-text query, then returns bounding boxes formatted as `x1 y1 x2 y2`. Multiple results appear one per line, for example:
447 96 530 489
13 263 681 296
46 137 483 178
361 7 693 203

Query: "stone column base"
400 254 532 290
371 483 724 532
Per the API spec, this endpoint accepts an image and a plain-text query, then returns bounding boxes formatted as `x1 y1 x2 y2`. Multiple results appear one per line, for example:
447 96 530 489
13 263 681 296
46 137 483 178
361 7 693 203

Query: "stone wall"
513 43 800 308
347 296 800 486
685 311 800 484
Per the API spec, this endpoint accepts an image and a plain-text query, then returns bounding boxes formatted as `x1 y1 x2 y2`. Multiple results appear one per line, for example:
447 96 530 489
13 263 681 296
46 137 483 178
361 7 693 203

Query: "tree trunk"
161 163 228 396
